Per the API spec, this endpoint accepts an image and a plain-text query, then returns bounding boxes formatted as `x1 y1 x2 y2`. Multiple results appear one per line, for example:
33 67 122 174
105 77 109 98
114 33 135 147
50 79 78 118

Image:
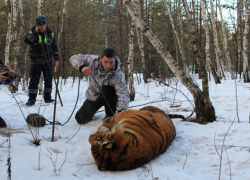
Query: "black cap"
35 15 47 25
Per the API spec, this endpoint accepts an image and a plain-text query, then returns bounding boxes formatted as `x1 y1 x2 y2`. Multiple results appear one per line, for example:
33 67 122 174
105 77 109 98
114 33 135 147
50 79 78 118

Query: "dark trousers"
75 86 118 124
28 56 53 101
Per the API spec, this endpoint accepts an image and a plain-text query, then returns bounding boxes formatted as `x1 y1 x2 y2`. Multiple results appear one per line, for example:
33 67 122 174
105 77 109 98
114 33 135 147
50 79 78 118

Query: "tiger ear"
102 141 117 150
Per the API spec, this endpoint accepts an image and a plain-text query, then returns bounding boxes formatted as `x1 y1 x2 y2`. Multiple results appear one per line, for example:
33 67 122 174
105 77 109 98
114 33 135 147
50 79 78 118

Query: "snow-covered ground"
0 75 249 180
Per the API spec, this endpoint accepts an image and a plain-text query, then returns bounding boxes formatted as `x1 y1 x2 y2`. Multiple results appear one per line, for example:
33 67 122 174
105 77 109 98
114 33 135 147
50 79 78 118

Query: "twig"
183 154 187 169
38 145 41 170
0 138 8 148
75 162 95 173
46 148 58 176
58 149 68 175
66 125 81 143
214 117 235 180
7 133 11 180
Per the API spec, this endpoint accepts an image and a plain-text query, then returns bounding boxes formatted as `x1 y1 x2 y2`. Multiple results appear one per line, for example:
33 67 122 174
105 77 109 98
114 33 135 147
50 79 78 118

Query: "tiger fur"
88 106 184 171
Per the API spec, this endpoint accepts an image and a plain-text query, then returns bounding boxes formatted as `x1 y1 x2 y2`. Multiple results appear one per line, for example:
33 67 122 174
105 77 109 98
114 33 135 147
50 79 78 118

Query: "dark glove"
117 109 124 113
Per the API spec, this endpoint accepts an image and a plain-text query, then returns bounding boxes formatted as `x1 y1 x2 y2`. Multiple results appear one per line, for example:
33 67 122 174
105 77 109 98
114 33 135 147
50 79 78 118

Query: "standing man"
24 15 60 105
69 48 130 124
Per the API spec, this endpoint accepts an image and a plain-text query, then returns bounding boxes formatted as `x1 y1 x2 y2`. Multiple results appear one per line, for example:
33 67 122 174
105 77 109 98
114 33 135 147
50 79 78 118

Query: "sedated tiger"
88 106 185 171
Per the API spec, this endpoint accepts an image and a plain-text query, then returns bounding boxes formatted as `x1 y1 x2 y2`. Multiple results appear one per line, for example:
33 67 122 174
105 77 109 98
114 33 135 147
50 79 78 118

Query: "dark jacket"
24 25 59 61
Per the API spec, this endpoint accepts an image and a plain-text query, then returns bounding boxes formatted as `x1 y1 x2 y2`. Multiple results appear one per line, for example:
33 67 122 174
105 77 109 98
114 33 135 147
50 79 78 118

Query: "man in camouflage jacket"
69 48 130 124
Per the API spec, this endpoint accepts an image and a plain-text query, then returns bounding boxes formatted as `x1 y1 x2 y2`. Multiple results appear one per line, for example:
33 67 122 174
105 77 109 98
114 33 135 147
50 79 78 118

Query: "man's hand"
111 113 118 122
82 66 92 75
0 72 7 81
54 61 59 67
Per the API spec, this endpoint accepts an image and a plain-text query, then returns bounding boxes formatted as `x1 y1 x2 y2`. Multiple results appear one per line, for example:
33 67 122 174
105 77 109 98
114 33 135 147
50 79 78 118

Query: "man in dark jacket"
24 15 60 105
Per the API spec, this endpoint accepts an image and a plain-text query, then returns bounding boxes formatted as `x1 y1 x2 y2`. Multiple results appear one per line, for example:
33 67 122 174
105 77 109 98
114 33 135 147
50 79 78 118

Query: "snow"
0 75 250 180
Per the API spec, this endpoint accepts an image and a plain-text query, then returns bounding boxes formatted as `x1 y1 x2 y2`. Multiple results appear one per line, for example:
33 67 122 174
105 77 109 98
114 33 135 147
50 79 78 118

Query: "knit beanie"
35 15 47 25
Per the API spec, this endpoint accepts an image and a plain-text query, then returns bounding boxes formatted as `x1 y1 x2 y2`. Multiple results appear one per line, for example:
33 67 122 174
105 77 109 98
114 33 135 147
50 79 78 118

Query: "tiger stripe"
89 106 181 171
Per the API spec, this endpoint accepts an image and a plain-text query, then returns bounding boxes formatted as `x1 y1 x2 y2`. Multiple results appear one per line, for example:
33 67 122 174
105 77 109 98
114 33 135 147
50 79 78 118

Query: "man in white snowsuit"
69 48 130 124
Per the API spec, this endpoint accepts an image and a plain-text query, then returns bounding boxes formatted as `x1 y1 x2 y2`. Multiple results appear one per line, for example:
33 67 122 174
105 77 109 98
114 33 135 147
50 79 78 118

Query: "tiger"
88 106 185 171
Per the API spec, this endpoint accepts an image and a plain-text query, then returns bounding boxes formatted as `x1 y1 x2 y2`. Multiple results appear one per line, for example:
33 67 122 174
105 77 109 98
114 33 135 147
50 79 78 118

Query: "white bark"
210 0 224 79
134 0 146 83
243 0 250 82
217 0 235 79
38 0 44 94
127 18 135 100
4 0 13 65
38 0 43 15
57 0 67 45
165 0 191 79
237 0 243 74
124 0 216 122
201 0 220 84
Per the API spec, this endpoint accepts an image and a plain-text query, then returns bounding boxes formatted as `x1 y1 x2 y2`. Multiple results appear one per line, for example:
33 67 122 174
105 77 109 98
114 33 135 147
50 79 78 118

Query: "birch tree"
201 0 220 84
38 0 44 95
127 17 136 101
134 0 147 83
210 0 224 79
8 0 19 92
217 0 235 79
237 0 243 76
165 0 191 79
243 0 250 82
57 0 67 45
4 0 13 65
124 0 216 123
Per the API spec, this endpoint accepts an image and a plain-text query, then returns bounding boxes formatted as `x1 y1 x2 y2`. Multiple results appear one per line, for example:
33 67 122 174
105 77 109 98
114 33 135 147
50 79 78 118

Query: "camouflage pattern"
69 54 130 111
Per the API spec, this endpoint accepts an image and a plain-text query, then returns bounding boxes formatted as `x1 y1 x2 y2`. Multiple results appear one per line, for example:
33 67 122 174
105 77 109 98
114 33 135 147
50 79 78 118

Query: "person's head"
100 48 116 71
35 15 47 32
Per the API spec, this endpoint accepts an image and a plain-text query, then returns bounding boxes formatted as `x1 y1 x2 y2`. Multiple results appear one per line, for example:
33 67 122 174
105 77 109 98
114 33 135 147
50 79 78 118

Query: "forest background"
0 0 249 123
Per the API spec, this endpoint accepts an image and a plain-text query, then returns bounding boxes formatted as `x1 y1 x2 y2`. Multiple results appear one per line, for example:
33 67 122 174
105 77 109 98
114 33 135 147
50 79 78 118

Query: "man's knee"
75 110 92 124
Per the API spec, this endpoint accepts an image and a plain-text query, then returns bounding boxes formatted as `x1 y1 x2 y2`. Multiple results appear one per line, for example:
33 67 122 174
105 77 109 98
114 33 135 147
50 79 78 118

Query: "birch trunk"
127 17 135 101
38 0 44 95
134 0 147 83
201 0 220 84
237 0 243 76
243 0 250 82
4 0 13 65
182 0 215 123
57 0 67 45
124 0 216 123
165 0 191 79
210 0 224 79
8 0 19 92
217 0 235 79
38 0 43 15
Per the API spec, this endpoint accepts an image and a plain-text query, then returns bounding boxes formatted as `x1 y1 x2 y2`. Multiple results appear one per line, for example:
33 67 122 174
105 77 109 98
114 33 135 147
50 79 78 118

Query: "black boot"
44 99 54 103
0 116 7 128
26 98 36 106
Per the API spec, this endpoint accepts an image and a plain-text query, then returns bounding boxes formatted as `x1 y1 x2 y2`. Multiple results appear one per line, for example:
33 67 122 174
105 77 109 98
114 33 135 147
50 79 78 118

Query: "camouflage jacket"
69 54 130 111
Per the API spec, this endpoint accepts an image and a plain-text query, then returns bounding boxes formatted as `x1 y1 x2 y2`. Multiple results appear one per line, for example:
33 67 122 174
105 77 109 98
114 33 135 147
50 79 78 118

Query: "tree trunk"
165 0 191 79
127 16 135 101
210 0 224 79
134 0 147 83
182 0 215 123
57 0 67 45
237 0 243 77
217 0 235 80
243 0 250 82
38 0 44 95
201 0 220 84
4 0 12 65
124 0 216 123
